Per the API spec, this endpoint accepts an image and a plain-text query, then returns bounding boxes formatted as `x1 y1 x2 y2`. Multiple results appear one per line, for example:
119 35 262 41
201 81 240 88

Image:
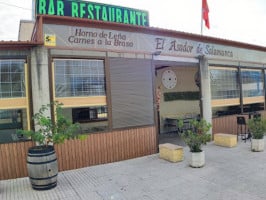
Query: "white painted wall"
156 66 200 125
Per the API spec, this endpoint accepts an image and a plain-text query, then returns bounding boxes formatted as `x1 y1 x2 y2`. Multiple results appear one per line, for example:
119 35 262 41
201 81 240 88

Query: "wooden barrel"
27 145 58 190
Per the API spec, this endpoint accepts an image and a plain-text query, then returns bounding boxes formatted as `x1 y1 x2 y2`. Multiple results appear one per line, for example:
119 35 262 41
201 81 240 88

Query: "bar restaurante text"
36 0 149 26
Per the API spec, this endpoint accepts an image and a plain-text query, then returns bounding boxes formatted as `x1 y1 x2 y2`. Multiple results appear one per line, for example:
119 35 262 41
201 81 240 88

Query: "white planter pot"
190 151 205 168
251 138 264 152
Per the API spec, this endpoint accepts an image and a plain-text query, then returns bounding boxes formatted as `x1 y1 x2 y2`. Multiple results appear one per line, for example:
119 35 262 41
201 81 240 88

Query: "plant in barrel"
19 101 86 190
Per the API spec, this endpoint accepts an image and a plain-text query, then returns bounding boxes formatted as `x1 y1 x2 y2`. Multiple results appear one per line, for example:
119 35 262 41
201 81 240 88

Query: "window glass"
54 59 108 133
60 106 108 133
54 59 105 97
211 67 265 117
72 106 107 123
241 69 264 97
0 60 25 98
210 67 240 100
0 109 28 143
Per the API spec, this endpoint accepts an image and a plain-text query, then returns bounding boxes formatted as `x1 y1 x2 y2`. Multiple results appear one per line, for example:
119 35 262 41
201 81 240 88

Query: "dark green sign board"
36 0 149 26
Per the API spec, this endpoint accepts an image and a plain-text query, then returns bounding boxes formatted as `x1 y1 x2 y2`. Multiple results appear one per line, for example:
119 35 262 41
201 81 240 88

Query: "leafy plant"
248 117 266 139
18 101 86 146
180 119 211 152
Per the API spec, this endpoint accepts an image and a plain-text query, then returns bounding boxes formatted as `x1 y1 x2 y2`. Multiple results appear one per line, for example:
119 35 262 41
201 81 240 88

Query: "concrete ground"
1 138 266 200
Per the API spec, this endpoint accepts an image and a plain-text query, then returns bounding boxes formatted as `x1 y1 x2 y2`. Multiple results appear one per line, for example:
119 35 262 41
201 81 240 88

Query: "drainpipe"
151 51 161 152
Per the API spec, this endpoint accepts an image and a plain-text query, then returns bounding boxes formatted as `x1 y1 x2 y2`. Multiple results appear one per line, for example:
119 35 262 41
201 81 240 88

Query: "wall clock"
161 69 177 89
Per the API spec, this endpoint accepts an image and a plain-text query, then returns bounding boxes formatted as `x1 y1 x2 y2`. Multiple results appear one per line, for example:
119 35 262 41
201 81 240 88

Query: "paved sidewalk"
1 139 266 200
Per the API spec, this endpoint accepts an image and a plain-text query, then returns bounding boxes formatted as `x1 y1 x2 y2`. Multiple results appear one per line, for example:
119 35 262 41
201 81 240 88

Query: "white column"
199 56 212 134
31 46 51 121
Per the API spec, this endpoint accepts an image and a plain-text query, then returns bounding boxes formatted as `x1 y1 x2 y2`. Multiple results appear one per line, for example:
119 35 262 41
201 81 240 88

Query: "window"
210 67 240 100
241 69 264 98
0 59 30 144
241 69 264 106
53 59 108 133
54 59 105 97
0 60 25 98
72 106 107 123
211 67 265 116
0 109 28 144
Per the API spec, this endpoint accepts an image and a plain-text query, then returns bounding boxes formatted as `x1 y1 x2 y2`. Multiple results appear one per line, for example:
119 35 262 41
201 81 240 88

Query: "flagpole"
201 0 203 35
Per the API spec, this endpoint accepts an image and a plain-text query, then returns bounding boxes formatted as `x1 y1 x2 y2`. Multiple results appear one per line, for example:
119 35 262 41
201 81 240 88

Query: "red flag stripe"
202 0 210 29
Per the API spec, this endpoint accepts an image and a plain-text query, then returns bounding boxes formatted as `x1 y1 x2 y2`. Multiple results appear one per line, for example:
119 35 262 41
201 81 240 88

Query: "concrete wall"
18 20 34 41
30 46 51 123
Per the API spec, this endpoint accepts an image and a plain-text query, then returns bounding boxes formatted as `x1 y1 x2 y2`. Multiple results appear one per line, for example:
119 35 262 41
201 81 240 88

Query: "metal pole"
201 0 203 35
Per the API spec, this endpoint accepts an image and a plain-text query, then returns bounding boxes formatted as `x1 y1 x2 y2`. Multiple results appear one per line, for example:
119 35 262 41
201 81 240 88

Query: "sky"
0 0 266 46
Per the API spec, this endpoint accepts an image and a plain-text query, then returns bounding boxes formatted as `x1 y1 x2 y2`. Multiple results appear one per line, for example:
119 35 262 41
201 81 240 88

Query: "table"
163 115 199 135
163 118 180 134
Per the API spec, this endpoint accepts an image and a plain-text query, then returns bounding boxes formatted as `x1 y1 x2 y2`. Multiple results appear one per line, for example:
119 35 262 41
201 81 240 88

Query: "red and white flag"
202 0 210 29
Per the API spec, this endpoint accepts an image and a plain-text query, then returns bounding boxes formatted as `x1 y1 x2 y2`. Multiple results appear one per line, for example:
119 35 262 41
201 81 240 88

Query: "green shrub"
248 117 266 139
180 119 211 152
18 101 86 146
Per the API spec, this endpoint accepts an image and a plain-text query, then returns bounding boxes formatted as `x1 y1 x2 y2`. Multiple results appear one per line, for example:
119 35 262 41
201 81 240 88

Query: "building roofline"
38 15 266 52
0 41 42 50
1 15 265 52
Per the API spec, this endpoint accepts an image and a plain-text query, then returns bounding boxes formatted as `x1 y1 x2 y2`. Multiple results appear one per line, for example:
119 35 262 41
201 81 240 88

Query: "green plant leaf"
17 101 87 146
180 119 211 152
248 117 266 139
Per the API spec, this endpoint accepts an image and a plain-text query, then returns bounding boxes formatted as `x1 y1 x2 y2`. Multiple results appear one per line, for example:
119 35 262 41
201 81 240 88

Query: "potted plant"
179 118 211 168
248 116 266 152
19 101 86 190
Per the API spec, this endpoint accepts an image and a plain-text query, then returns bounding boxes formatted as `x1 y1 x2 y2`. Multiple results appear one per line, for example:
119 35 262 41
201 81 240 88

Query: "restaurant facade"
1 0 266 180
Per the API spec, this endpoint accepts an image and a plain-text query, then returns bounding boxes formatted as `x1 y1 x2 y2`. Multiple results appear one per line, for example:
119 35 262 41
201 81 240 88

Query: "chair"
182 118 191 132
249 112 261 119
253 113 261 119
237 116 248 142
163 118 180 135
